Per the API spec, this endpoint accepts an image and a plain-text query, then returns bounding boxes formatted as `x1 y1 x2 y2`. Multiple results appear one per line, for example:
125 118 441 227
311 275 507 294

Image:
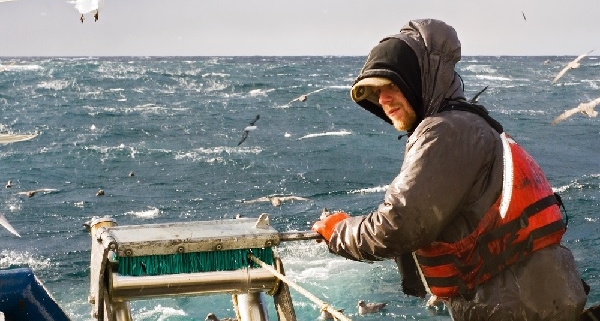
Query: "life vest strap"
477 219 565 284
478 194 559 244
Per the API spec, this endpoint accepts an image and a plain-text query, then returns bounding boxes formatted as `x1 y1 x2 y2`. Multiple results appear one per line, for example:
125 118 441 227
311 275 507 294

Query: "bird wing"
281 196 309 201
0 213 21 237
0 133 38 144
551 106 584 125
551 65 572 84
72 0 99 14
573 49 594 63
286 88 326 105
305 88 326 96
469 85 489 103
249 114 260 126
243 197 270 203
237 131 249 146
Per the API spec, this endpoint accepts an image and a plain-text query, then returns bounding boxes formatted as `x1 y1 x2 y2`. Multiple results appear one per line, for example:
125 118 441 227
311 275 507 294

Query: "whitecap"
126 206 160 219
298 130 351 140
134 304 186 321
348 185 389 194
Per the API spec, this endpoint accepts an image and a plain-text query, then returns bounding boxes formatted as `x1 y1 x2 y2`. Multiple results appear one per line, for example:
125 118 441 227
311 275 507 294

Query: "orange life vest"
414 133 566 299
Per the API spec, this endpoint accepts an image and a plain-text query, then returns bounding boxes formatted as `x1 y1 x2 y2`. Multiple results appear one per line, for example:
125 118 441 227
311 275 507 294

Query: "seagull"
469 85 489 104
551 50 594 84
0 212 20 237
205 313 237 321
237 115 260 146
357 300 387 314
70 0 104 23
17 188 58 198
320 308 345 320
5 180 12 188
285 88 326 106
521 11 527 21
241 195 310 207
551 97 600 125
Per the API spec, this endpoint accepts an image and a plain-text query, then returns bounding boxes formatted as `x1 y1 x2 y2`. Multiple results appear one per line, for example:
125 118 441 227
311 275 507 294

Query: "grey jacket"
329 19 587 320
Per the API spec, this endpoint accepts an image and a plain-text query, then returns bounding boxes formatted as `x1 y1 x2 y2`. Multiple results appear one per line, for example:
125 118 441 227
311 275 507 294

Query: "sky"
1 0 599 57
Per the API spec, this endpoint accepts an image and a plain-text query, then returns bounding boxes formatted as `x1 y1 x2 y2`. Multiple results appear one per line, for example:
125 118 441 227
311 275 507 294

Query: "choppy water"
0 56 599 320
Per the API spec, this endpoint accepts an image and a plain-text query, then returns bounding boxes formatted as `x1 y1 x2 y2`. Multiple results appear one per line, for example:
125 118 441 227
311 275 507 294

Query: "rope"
248 252 352 321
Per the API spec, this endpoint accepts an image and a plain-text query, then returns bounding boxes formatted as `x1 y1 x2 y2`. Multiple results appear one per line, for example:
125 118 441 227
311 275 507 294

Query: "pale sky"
1 0 599 57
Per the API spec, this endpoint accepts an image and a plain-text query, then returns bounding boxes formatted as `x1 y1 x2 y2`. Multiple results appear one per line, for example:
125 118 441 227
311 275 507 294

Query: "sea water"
0 56 598 320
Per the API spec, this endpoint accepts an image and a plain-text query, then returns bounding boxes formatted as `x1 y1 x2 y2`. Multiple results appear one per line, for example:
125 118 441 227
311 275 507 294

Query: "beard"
390 106 417 132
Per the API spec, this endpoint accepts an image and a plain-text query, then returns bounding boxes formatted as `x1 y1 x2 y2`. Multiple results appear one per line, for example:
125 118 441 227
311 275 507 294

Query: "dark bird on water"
237 115 260 146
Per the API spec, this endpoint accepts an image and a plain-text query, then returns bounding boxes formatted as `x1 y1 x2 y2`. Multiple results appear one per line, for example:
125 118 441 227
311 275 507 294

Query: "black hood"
351 19 466 132
353 38 423 131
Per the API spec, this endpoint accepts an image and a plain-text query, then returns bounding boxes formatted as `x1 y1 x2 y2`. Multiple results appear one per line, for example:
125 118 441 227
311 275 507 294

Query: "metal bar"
278 231 322 242
237 292 269 321
110 268 277 302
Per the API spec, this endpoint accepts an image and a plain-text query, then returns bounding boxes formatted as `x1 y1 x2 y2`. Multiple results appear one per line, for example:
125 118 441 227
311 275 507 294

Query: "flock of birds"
548 49 599 125
471 50 598 125
1 9 598 319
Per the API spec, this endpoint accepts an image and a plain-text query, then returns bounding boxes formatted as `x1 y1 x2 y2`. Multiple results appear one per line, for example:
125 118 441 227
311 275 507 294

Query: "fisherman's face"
374 83 417 131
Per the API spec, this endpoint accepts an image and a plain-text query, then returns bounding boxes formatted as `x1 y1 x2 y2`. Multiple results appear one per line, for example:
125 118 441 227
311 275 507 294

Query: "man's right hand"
311 212 350 242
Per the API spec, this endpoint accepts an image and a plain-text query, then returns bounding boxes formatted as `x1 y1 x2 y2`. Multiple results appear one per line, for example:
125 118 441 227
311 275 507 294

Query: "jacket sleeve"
327 113 500 261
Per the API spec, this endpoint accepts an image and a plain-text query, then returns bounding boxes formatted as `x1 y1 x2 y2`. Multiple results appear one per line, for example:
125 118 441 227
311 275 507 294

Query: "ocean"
0 56 599 320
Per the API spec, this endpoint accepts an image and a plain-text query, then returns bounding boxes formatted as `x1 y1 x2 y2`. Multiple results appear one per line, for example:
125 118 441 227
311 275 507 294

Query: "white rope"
248 253 352 321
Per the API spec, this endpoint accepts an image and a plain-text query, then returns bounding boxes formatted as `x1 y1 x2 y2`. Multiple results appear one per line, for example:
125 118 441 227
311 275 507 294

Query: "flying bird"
285 88 326 106
551 97 600 125
357 300 387 314
551 50 594 84
237 114 260 146
521 11 527 21
240 195 310 207
469 85 489 104
70 0 104 23
0 133 38 144
0 212 20 237
16 188 58 198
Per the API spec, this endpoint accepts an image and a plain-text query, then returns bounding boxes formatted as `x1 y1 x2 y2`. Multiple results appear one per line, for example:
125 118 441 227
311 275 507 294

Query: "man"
312 19 587 320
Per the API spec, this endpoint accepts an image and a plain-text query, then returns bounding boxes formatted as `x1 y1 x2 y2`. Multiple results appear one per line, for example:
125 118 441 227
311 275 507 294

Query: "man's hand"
311 211 350 242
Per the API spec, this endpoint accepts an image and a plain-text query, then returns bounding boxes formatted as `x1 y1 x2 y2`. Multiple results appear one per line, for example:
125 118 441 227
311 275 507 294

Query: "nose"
378 87 393 105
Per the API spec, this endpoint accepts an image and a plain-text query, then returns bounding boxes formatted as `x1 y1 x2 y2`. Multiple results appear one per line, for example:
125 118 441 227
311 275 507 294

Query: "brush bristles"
117 248 274 276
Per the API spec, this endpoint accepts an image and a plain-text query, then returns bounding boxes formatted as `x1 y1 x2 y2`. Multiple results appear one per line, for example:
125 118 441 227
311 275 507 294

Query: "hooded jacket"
329 19 586 320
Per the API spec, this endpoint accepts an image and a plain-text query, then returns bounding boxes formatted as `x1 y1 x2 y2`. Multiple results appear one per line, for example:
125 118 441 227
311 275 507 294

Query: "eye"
372 88 381 96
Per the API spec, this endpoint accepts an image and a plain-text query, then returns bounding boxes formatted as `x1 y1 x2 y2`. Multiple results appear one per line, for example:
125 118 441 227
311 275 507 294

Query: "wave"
134 304 187 321
298 130 351 140
0 64 42 71
125 206 161 218
348 185 389 194
0 250 52 270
